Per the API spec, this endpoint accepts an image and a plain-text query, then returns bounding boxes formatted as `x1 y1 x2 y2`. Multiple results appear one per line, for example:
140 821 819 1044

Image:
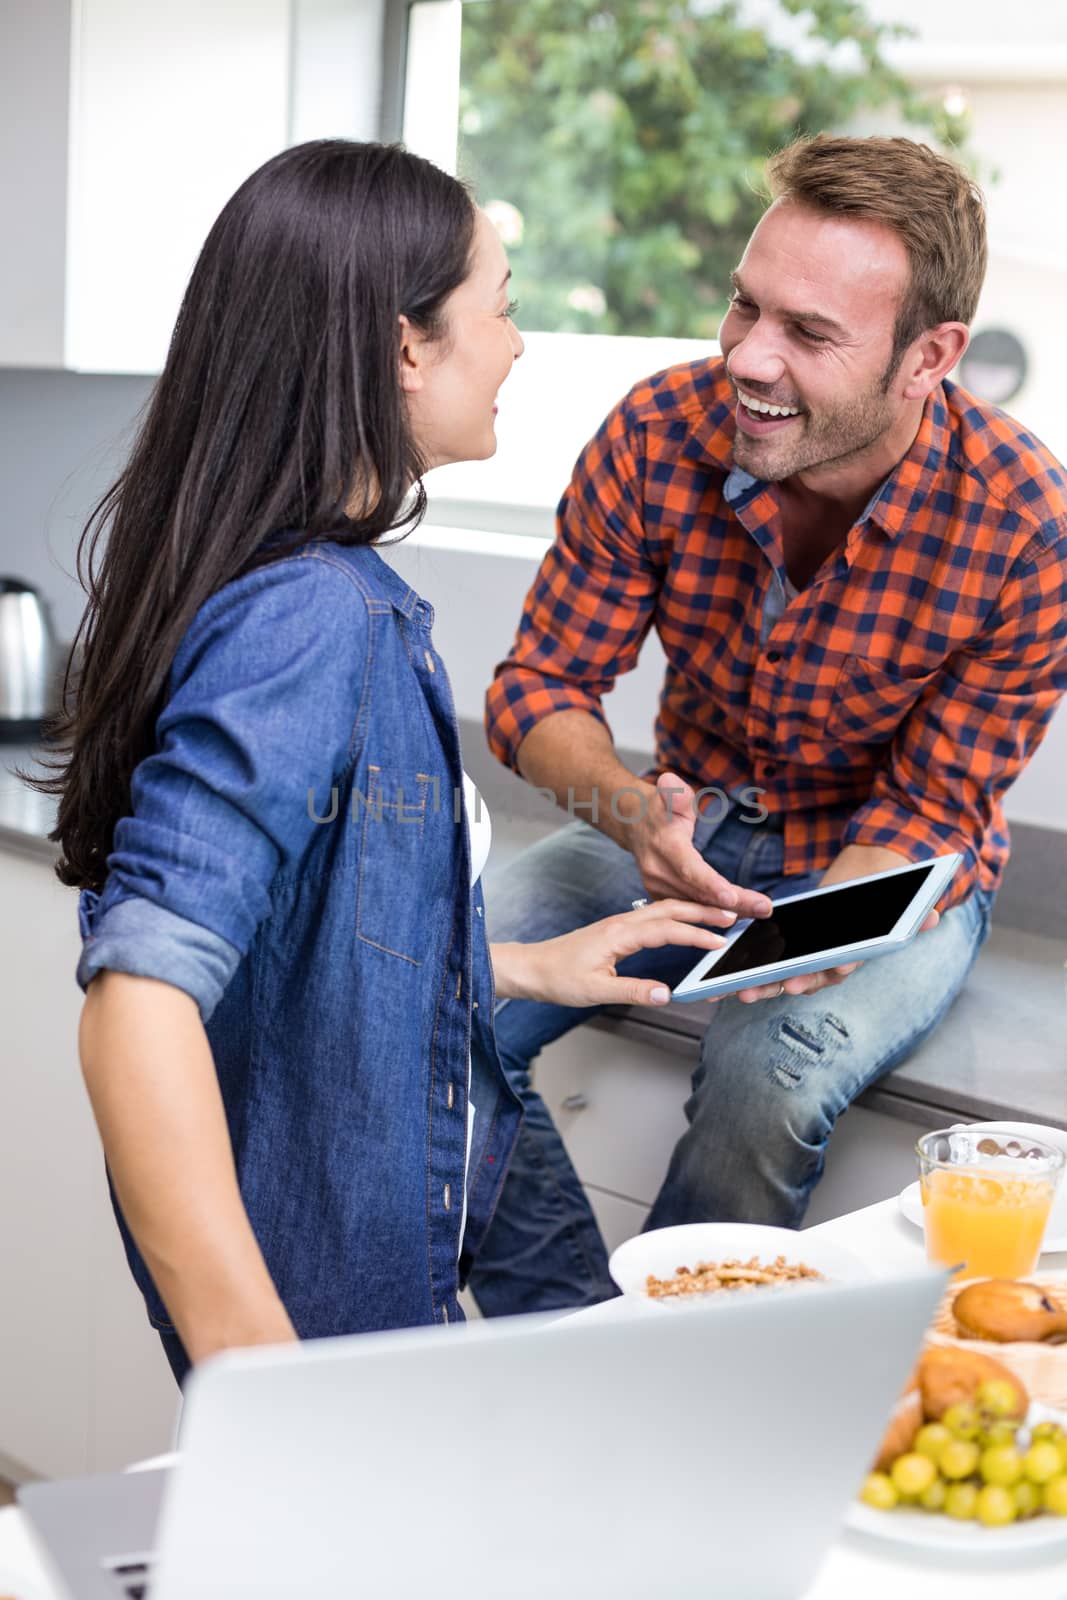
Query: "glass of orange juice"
917 1128 1065 1278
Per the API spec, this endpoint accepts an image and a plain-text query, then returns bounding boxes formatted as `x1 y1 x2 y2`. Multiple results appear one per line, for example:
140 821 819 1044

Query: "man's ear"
398 313 426 394
900 323 970 401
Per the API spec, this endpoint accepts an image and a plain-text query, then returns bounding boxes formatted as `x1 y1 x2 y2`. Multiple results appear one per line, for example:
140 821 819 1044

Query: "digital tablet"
672 853 961 1003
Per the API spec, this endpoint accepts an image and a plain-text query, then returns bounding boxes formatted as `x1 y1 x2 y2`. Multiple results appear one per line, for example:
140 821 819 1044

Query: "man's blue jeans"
469 803 993 1316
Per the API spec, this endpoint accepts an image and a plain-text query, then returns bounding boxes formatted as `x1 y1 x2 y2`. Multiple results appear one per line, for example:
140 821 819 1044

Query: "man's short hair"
765 135 987 374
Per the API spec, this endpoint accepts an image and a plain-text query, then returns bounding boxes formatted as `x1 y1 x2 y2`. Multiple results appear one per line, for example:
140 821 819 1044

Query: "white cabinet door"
0 851 96 1477
585 1186 648 1256
66 0 291 373
0 850 177 1478
0 0 290 373
533 1024 693 1208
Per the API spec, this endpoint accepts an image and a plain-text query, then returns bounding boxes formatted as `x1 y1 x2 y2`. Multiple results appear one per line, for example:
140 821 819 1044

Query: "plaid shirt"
486 359 1067 908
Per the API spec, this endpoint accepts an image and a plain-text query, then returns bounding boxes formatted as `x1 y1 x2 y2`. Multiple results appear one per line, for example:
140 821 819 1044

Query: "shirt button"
763 763 778 778
753 737 770 751
766 649 782 663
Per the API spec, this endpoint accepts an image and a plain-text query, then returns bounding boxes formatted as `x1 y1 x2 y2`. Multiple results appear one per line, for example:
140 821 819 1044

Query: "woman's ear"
398 313 425 394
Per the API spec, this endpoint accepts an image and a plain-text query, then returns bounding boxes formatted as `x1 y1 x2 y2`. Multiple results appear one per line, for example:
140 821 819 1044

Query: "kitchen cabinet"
529 1020 927 1258
1 0 290 373
0 846 178 1481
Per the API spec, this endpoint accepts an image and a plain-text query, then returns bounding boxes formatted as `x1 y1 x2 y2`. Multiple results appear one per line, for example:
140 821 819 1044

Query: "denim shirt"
77 541 522 1344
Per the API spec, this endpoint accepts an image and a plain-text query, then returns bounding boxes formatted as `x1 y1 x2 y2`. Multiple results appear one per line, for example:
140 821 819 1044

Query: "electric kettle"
0 577 59 741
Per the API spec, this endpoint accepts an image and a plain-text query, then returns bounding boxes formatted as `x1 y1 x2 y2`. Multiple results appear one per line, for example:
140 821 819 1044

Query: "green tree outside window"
458 0 970 337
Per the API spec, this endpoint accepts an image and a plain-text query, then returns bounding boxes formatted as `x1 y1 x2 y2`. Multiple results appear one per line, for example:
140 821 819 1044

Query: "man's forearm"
515 709 653 849
820 843 910 887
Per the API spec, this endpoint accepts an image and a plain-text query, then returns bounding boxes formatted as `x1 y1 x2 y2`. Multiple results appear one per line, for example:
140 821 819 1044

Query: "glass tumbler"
916 1127 1066 1279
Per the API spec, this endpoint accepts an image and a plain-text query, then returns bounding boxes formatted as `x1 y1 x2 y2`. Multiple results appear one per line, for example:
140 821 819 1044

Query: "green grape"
860 1472 899 1511
1014 1480 1041 1519
980 1421 1018 1450
1029 1424 1067 1475
976 1485 1018 1527
891 1453 937 1497
944 1482 979 1520
1043 1475 1067 1517
975 1379 1021 1419
1024 1441 1063 1485
940 1438 981 1480
979 1444 1023 1487
914 1423 952 1461
919 1476 948 1513
942 1403 981 1440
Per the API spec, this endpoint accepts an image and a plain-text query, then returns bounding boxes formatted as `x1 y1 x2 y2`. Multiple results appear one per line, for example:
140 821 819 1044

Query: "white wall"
0 368 154 641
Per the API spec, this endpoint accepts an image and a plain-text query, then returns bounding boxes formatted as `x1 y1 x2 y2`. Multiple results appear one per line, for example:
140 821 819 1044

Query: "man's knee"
706 995 857 1076
688 999 860 1130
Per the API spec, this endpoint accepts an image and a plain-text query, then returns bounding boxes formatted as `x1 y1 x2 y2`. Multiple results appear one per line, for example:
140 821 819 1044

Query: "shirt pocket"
355 766 437 965
827 654 939 746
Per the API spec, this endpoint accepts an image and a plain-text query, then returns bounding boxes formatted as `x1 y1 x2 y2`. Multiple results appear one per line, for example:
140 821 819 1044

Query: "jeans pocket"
356 765 434 965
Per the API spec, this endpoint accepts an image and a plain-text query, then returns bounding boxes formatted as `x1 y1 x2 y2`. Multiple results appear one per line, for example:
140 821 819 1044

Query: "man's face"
717 201 913 483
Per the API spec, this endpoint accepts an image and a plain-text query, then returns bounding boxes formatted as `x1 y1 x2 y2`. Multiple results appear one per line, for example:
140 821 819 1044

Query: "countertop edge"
0 821 59 862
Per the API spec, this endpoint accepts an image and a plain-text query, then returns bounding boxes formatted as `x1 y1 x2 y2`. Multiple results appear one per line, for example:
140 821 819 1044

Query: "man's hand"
492 900 733 1008
628 771 773 921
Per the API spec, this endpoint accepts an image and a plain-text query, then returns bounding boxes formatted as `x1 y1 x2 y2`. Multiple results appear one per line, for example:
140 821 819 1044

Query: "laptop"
19 1269 945 1599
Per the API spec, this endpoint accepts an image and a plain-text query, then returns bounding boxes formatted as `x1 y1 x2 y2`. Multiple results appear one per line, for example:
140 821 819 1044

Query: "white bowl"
608 1222 871 1300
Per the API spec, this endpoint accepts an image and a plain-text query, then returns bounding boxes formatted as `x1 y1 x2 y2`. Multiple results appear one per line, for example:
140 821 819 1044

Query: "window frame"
378 0 722 533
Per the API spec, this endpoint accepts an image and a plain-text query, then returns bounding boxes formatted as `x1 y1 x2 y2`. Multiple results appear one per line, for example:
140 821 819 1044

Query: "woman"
45 140 730 1386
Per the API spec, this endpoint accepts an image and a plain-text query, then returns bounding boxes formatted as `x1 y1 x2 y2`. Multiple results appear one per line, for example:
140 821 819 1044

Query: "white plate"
848 1404 1067 1552
608 1222 870 1299
897 1120 1067 1254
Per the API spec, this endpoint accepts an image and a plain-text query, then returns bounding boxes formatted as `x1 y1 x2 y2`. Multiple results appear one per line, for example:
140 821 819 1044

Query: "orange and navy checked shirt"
486 359 1067 909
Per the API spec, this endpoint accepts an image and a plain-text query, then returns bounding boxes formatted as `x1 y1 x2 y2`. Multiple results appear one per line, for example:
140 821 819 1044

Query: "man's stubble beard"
731 374 901 485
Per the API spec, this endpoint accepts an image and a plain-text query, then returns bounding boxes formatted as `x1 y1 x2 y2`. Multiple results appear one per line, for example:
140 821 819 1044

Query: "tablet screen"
707 861 938 979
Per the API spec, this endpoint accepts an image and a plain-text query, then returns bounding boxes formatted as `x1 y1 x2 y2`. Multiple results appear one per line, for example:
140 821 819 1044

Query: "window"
388 0 1067 528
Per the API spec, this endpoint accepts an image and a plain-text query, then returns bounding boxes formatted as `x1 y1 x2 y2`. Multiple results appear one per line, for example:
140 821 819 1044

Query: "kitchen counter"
0 743 58 860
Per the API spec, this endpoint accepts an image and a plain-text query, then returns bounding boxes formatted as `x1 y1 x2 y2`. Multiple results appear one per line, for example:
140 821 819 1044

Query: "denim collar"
315 539 433 627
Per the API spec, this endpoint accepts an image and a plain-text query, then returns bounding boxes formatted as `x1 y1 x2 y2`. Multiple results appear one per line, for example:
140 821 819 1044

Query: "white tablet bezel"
671 852 962 1002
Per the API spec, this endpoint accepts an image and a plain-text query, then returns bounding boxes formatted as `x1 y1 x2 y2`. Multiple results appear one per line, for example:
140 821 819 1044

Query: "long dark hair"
38 140 476 892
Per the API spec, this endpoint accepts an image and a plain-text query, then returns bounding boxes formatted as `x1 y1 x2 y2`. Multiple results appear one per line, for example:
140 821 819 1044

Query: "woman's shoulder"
172 543 382 672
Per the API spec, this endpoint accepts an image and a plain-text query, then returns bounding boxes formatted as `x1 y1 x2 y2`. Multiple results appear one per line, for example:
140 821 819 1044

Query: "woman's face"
401 209 524 469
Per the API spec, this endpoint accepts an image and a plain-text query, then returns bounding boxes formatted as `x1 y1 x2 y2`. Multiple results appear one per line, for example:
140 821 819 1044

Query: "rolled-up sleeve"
843 529 1067 907
78 898 242 1020
78 554 368 1019
485 398 660 771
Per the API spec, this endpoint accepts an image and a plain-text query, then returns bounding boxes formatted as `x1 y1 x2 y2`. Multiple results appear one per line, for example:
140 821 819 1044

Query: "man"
467 134 1067 1316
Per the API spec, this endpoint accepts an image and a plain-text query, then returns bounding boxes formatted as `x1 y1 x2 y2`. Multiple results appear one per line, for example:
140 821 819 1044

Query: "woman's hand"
491 900 732 1009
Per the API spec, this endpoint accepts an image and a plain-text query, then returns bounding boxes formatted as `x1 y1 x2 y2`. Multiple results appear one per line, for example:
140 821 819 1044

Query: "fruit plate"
896 1120 1067 1254
846 1404 1067 1553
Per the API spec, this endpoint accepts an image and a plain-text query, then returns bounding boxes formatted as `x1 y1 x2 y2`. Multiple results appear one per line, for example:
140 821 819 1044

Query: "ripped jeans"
469 802 992 1316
